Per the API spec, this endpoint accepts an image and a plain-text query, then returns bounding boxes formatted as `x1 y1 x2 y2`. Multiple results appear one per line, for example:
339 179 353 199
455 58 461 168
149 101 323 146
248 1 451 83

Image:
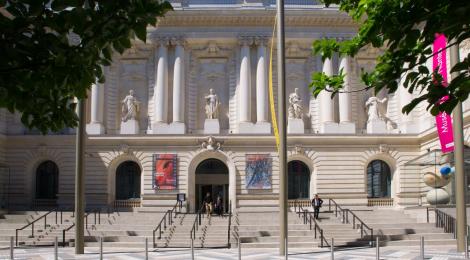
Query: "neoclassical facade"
1 1 470 212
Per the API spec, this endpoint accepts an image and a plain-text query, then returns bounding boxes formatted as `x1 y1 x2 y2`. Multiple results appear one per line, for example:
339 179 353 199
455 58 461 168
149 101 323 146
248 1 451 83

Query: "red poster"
153 154 177 190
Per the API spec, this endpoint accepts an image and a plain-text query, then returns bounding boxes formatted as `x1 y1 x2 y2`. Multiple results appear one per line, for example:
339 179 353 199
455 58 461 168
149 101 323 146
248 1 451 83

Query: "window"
367 160 391 198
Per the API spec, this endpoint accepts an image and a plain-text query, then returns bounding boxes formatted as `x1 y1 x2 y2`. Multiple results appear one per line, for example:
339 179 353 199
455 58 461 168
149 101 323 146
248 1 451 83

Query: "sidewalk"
0 245 468 260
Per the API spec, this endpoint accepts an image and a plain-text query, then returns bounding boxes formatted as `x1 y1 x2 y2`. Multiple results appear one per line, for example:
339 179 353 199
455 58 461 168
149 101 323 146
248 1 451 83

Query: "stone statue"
365 96 387 122
204 88 221 119
288 88 303 119
121 90 140 122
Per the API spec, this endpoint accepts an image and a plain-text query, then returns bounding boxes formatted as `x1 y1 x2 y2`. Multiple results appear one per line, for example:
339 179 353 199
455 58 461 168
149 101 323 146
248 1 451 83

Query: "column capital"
170 35 187 47
238 36 254 46
155 36 170 47
254 36 269 47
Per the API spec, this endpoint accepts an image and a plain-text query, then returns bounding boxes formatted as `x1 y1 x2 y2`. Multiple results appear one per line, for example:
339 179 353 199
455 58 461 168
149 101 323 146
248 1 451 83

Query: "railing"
329 199 374 246
367 198 394 207
290 199 311 210
32 199 57 209
297 205 329 247
62 208 101 247
426 207 468 239
227 201 232 248
152 202 179 248
190 204 205 242
15 208 63 246
114 199 141 208
173 0 321 6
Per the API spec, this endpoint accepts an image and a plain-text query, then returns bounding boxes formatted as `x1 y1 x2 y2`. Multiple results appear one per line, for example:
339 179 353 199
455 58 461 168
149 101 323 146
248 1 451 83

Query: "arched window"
288 161 310 199
35 161 59 199
367 160 391 198
115 161 141 200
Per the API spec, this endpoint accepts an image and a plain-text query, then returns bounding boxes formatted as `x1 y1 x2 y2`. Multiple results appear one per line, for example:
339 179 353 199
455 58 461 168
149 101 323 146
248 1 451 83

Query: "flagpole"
276 0 288 255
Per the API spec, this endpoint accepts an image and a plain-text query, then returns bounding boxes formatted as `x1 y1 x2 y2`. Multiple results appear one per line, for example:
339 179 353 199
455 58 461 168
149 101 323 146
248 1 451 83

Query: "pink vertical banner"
433 34 454 153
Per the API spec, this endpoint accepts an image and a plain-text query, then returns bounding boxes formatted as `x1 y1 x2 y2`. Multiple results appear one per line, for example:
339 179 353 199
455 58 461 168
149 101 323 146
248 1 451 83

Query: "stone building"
1 1 470 212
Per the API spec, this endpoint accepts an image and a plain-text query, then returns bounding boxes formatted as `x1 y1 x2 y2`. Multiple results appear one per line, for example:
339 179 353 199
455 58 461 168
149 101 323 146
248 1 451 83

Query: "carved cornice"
170 35 187 46
155 10 356 28
238 36 254 46
254 36 269 46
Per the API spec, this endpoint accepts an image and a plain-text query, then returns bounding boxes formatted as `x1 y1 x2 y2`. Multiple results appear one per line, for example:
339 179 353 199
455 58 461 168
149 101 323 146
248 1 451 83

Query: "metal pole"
145 237 148 260
376 236 379 260
10 236 13 260
465 233 469 259
99 236 103 260
54 237 58 260
331 238 334 260
75 98 86 254
420 236 424 260
450 41 467 252
285 237 288 260
277 0 287 255
238 237 241 260
191 238 194 260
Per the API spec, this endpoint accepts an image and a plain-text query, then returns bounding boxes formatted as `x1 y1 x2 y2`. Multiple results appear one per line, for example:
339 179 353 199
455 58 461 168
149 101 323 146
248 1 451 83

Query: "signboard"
153 154 177 190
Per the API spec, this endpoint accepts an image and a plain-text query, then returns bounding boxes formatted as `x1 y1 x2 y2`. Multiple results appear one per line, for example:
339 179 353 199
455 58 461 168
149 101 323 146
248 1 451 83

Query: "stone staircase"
352 208 456 246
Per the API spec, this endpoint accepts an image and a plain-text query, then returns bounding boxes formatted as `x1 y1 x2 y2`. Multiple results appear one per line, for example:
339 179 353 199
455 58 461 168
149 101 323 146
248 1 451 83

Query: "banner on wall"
245 154 272 189
433 34 454 154
153 154 177 190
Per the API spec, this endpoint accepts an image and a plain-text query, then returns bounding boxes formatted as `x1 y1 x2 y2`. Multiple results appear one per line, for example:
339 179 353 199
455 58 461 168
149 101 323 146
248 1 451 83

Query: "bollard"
466 236 469 259
54 237 58 260
238 237 241 260
331 238 334 260
285 237 288 260
10 236 14 260
145 237 148 260
376 236 379 260
191 238 194 260
420 236 424 260
100 236 103 260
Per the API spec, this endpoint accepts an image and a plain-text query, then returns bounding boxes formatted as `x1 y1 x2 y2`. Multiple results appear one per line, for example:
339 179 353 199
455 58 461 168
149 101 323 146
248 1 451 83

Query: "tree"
310 0 470 116
0 0 172 133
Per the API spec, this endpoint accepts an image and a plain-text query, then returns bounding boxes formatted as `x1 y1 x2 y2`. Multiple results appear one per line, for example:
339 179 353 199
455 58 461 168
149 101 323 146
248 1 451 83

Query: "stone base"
252 122 271 134
148 123 171 134
336 122 356 134
238 122 254 134
204 119 220 134
168 122 186 134
366 119 387 134
400 120 421 134
120 120 140 135
288 118 304 134
320 122 339 134
86 122 105 135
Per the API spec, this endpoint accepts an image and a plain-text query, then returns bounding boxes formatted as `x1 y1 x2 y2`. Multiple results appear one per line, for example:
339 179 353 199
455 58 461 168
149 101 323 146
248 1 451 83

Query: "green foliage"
310 0 470 116
0 0 172 133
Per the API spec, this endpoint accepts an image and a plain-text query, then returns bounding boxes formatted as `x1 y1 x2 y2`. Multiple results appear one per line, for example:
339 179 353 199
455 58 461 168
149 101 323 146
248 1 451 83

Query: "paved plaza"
0 245 469 260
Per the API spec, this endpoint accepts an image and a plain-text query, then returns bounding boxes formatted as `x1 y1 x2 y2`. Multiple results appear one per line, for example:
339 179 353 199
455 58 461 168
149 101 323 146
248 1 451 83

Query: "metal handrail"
61 208 101 247
427 207 469 239
227 201 232 248
152 202 179 248
190 204 205 241
296 205 329 247
15 208 60 246
329 199 374 245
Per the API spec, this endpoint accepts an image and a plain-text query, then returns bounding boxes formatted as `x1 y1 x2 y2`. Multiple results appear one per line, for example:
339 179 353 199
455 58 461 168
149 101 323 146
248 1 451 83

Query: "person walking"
203 192 213 217
311 194 323 219
215 194 223 216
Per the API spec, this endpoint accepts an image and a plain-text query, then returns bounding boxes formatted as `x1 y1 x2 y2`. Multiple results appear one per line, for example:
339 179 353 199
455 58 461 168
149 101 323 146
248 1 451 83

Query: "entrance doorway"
288 160 310 199
195 159 229 213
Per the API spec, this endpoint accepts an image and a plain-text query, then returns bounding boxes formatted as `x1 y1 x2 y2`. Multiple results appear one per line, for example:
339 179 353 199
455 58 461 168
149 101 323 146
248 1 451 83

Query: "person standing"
203 192 213 217
311 194 323 219
215 194 223 216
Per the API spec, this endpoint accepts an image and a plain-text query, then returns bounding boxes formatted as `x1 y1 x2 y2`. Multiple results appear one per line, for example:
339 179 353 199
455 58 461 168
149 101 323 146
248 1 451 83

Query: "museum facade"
1 0 470 212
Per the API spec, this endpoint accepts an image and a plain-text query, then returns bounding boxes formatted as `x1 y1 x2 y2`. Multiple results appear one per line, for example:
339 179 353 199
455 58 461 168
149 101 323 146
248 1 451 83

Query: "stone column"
151 37 170 133
170 37 186 134
254 36 271 133
238 36 254 132
86 83 105 134
337 56 355 133
319 57 336 132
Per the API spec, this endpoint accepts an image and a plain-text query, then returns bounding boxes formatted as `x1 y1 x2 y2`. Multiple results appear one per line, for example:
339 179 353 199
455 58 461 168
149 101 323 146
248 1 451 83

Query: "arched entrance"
115 161 141 200
367 160 391 198
195 159 229 213
35 160 59 200
288 160 310 199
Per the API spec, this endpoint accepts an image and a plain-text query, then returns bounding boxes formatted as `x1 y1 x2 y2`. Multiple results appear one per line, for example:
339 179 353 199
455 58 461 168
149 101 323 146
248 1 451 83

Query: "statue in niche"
288 88 303 119
121 90 140 122
204 88 221 119
365 96 387 122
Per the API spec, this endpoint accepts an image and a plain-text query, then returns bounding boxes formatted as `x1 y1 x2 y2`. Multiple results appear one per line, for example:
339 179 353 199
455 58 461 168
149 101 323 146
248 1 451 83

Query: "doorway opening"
195 159 229 213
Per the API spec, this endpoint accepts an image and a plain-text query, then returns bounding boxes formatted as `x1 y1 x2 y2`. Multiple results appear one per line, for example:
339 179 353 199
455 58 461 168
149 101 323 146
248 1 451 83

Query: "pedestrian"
215 194 223 216
311 194 323 219
203 192 213 217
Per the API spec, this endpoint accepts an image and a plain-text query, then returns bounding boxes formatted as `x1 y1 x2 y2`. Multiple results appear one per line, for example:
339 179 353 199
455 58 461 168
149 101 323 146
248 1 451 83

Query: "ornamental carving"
201 136 222 151
379 144 390 154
